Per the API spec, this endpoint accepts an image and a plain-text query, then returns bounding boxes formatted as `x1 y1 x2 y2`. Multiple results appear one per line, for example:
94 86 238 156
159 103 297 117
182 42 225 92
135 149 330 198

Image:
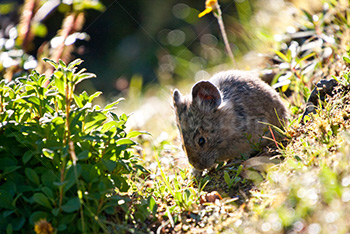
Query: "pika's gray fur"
173 70 288 170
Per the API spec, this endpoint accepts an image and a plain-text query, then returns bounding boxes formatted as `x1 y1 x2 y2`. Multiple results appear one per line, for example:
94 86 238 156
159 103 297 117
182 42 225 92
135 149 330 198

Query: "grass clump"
219 77 350 233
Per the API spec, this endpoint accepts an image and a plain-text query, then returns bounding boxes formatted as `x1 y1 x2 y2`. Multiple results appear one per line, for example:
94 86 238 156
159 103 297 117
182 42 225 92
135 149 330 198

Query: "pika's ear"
192 81 222 110
173 89 183 107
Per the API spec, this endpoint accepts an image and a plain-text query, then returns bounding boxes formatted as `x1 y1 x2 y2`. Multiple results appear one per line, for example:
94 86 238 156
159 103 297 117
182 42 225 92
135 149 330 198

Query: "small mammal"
173 70 288 170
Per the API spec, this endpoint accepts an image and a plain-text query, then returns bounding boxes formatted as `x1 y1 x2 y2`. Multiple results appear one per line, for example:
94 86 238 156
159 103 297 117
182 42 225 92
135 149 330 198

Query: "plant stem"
59 159 66 209
0 93 3 113
215 2 236 67
19 0 38 52
43 12 84 87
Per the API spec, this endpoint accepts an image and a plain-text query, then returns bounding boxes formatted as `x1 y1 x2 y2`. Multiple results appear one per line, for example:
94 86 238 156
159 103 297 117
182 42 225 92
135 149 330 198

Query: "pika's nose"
190 159 214 170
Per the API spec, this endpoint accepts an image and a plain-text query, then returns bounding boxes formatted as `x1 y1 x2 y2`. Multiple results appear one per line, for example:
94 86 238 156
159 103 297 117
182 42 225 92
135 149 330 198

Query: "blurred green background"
0 0 299 99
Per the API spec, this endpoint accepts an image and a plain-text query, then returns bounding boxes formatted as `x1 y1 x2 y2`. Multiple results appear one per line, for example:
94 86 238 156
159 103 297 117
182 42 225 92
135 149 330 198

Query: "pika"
173 70 288 170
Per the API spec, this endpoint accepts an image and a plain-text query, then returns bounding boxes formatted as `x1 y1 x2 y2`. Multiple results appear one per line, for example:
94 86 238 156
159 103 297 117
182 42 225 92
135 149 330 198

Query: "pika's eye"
198 137 206 147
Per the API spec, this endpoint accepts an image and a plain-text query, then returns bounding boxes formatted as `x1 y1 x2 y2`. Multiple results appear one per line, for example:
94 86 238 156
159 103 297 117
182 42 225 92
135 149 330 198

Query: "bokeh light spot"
167 30 186 47
172 3 190 19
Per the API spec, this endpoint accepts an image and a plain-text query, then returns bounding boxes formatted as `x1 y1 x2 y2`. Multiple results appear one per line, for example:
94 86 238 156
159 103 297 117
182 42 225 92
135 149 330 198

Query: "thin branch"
215 2 236 67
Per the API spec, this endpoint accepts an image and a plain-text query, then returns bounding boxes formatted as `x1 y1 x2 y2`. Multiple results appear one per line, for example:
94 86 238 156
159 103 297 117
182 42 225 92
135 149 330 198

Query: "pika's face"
178 110 222 170
173 81 223 170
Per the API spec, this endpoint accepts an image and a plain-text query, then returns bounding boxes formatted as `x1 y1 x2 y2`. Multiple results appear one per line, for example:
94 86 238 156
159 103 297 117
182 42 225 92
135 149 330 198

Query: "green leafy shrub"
0 59 147 233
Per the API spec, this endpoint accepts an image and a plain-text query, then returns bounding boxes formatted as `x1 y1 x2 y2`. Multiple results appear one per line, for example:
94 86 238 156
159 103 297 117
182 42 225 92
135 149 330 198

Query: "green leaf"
67 58 83 69
52 116 65 125
22 95 42 114
41 170 56 188
42 148 54 159
81 164 98 183
111 175 129 192
52 208 60 217
120 113 128 122
273 49 289 62
3 210 15 218
41 187 54 200
101 121 118 134
74 93 84 108
61 197 81 213
23 95 41 106
104 98 125 110
57 224 67 231
104 206 116 215
33 193 52 209
108 112 120 121
54 74 65 95
88 91 102 103
6 223 13 234
58 214 76 226
126 131 150 138
0 158 17 169
148 196 157 216
43 58 58 69
116 138 136 146
299 52 316 63
236 165 243 176
74 73 96 85
69 111 83 129
77 150 89 160
22 151 33 164
0 189 14 209
343 56 350 64
102 159 117 172
11 216 25 231
302 9 313 22
224 171 231 186
25 168 40 185
3 166 21 176
29 211 50 225
98 180 107 191
58 59 67 68
84 112 106 131
63 165 82 193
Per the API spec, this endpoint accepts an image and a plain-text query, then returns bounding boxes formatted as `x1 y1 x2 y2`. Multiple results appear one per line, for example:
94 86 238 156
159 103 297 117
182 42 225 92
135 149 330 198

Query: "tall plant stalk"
198 0 236 66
